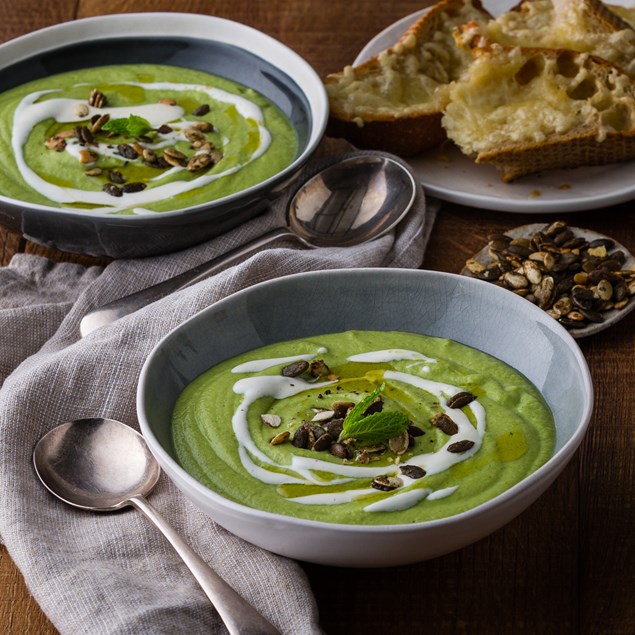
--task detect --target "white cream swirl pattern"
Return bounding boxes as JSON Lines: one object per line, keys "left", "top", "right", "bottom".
{"left": 12, "top": 81, "right": 272, "bottom": 214}
{"left": 231, "top": 349, "right": 487, "bottom": 513}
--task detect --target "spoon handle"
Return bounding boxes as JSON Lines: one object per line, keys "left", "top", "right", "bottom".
{"left": 129, "top": 495, "right": 281, "bottom": 635}
{"left": 79, "top": 227, "right": 296, "bottom": 337}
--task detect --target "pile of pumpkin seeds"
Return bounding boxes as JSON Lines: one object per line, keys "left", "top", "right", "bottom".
{"left": 464, "top": 221, "right": 635, "bottom": 330}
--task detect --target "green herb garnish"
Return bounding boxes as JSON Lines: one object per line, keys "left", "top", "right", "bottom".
{"left": 102, "top": 114, "right": 153, "bottom": 137}
{"left": 338, "top": 383, "right": 409, "bottom": 445}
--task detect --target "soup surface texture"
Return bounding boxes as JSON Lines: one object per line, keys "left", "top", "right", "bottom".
{"left": 0, "top": 64, "right": 297, "bottom": 214}
{"left": 172, "top": 330, "right": 555, "bottom": 525}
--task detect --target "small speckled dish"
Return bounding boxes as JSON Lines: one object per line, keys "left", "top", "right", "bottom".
{"left": 137, "top": 268, "right": 593, "bottom": 567}
{"left": 462, "top": 223, "right": 635, "bottom": 338}
{"left": 0, "top": 13, "right": 328, "bottom": 257}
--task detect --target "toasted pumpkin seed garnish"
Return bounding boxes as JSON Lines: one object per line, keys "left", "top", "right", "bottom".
{"left": 90, "top": 113, "right": 110, "bottom": 134}
{"left": 447, "top": 440, "right": 475, "bottom": 454}
{"left": 192, "top": 103, "right": 210, "bottom": 116}
{"left": 88, "top": 88, "right": 107, "bottom": 108}
{"left": 102, "top": 182, "right": 122, "bottom": 197}
{"left": 464, "top": 222, "right": 635, "bottom": 332}
{"left": 311, "top": 410, "right": 335, "bottom": 422}
{"left": 312, "top": 433, "right": 333, "bottom": 452}
{"left": 121, "top": 182, "right": 147, "bottom": 194}
{"left": 183, "top": 127, "right": 206, "bottom": 142}
{"left": 79, "top": 149, "right": 98, "bottom": 164}
{"left": 74, "top": 103, "right": 89, "bottom": 118}
{"left": 108, "top": 170, "right": 126, "bottom": 184}
{"left": 117, "top": 144, "right": 138, "bottom": 160}
{"left": 281, "top": 360, "right": 309, "bottom": 377}
{"left": 45, "top": 136, "right": 67, "bottom": 152}
{"left": 309, "top": 359, "right": 331, "bottom": 378}
{"left": 388, "top": 430, "right": 409, "bottom": 455}
{"left": 187, "top": 153, "right": 212, "bottom": 172}
{"left": 371, "top": 475, "right": 403, "bottom": 491}
{"left": 399, "top": 464, "right": 426, "bottom": 479}
{"left": 446, "top": 392, "right": 475, "bottom": 409}
{"left": 291, "top": 424, "right": 309, "bottom": 449}
{"left": 269, "top": 430, "right": 290, "bottom": 446}
{"left": 329, "top": 443, "right": 350, "bottom": 459}
{"left": 430, "top": 412, "right": 458, "bottom": 435}
{"left": 261, "top": 414, "right": 282, "bottom": 428}
{"left": 192, "top": 121, "right": 214, "bottom": 132}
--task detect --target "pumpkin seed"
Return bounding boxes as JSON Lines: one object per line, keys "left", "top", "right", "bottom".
{"left": 88, "top": 88, "right": 107, "bottom": 108}
{"left": 447, "top": 440, "right": 475, "bottom": 453}
{"left": 269, "top": 431, "right": 290, "bottom": 446}
{"left": 399, "top": 465, "right": 426, "bottom": 479}
{"left": 388, "top": 430, "right": 409, "bottom": 455}
{"left": 371, "top": 475, "right": 403, "bottom": 491}
{"left": 281, "top": 360, "right": 309, "bottom": 377}
{"left": 446, "top": 391, "right": 475, "bottom": 409}
{"left": 260, "top": 414, "right": 282, "bottom": 428}
{"left": 430, "top": 412, "right": 458, "bottom": 435}
{"left": 329, "top": 443, "right": 350, "bottom": 459}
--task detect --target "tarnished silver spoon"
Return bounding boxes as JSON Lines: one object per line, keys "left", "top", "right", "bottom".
{"left": 33, "top": 417, "right": 281, "bottom": 635}
{"left": 79, "top": 154, "right": 417, "bottom": 336}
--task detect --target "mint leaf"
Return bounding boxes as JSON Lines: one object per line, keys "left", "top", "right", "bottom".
{"left": 340, "top": 410, "right": 409, "bottom": 445}
{"left": 102, "top": 114, "right": 153, "bottom": 137}
{"left": 338, "top": 383, "right": 410, "bottom": 445}
{"left": 344, "top": 384, "right": 385, "bottom": 427}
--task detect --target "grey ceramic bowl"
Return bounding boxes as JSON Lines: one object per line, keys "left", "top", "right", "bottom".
{"left": 0, "top": 13, "right": 327, "bottom": 258}
{"left": 137, "top": 268, "right": 593, "bottom": 567}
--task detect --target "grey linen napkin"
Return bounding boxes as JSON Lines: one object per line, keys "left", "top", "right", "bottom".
{"left": 0, "top": 143, "right": 438, "bottom": 634}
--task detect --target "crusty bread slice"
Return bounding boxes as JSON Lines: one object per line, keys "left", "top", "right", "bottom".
{"left": 324, "top": 0, "right": 491, "bottom": 156}
{"left": 443, "top": 28, "right": 635, "bottom": 181}
{"left": 486, "top": 0, "right": 635, "bottom": 76}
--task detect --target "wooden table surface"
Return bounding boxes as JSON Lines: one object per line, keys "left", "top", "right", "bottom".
{"left": 1, "top": 1, "right": 634, "bottom": 633}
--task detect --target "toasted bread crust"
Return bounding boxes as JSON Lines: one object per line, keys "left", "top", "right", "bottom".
{"left": 324, "top": 0, "right": 491, "bottom": 154}
{"left": 562, "top": 0, "right": 632, "bottom": 33}
{"left": 325, "top": 113, "right": 445, "bottom": 157}
{"left": 478, "top": 128, "right": 635, "bottom": 181}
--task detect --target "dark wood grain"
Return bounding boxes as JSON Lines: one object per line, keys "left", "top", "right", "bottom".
{"left": 1, "top": 2, "right": 634, "bottom": 634}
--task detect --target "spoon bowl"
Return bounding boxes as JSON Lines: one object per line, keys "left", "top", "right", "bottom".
{"left": 33, "top": 417, "right": 281, "bottom": 635}
{"left": 79, "top": 154, "right": 417, "bottom": 337}
{"left": 33, "top": 417, "right": 160, "bottom": 511}
{"left": 288, "top": 155, "right": 416, "bottom": 248}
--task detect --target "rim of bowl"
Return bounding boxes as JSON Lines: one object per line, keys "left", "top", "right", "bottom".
{"left": 137, "top": 268, "right": 594, "bottom": 534}
{"left": 0, "top": 12, "right": 328, "bottom": 220}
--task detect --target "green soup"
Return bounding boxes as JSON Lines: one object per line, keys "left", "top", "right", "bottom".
{"left": 0, "top": 64, "right": 297, "bottom": 214}
{"left": 171, "top": 330, "right": 556, "bottom": 526}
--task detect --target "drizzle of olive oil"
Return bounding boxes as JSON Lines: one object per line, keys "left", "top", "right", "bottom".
{"left": 277, "top": 479, "right": 374, "bottom": 499}
{"left": 99, "top": 83, "right": 146, "bottom": 104}
{"left": 495, "top": 426, "right": 528, "bottom": 461}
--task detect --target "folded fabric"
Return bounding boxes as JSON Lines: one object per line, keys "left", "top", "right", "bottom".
{"left": 0, "top": 143, "right": 437, "bottom": 634}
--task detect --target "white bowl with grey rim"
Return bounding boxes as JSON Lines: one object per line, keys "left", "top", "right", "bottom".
{"left": 0, "top": 13, "right": 328, "bottom": 257}
{"left": 137, "top": 268, "right": 593, "bottom": 567}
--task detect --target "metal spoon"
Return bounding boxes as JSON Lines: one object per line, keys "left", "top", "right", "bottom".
{"left": 79, "top": 154, "right": 417, "bottom": 336}
{"left": 33, "top": 417, "right": 281, "bottom": 635}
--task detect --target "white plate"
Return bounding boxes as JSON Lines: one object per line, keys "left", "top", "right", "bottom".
{"left": 354, "top": 0, "right": 635, "bottom": 213}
